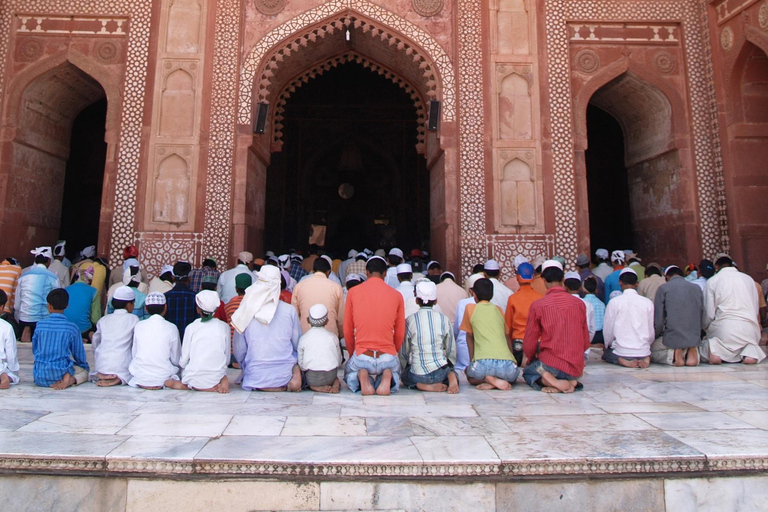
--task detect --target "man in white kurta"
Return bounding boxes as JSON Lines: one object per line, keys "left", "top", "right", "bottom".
{"left": 701, "top": 258, "right": 765, "bottom": 364}
{"left": 395, "top": 263, "right": 415, "bottom": 303}
{"left": 0, "top": 314, "right": 19, "bottom": 388}
{"left": 484, "top": 259, "right": 513, "bottom": 313}
{"left": 602, "top": 268, "right": 654, "bottom": 368}
{"left": 128, "top": 292, "right": 181, "bottom": 389}
{"left": 217, "top": 252, "right": 254, "bottom": 303}
{"left": 91, "top": 286, "right": 139, "bottom": 385}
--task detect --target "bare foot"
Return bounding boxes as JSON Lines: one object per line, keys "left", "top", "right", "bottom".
{"left": 484, "top": 375, "right": 512, "bottom": 390}
{"left": 310, "top": 385, "right": 333, "bottom": 393}
{"left": 376, "top": 369, "right": 392, "bottom": 396}
{"left": 138, "top": 385, "right": 163, "bottom": 390}
{"left": 673, "top": 349, "right": 685, "bottom": 367}
{"left": 744, "top": 357, "right": 758, "bottom": 365}
{"left": 0, "top": 372, "right": 10, "bottom": 389}
{"left": 540, "top": 371, "right": 573, "bottom": 393}
{"left": 359, "top": 369, "right": 375, "bottom": 396}
{"left": 97, "top": 377, "right": 121, "bottom": 387}
{"left": 618, "top": 357, "right": 639, "bottom": 368}
{"left": 686, "top": 347, "right": 699, "bottom": 366}
{"left": 475, "top": 382, "right": 495, "bottom": 390}
{"left": 637, "top": 357, "right": 651, "bottom": 369}
{"left": 708, "top": 354, "right": 722, "bottom": 365}
{"left": 541, "top": 386, "right": 561, "bottom": 393}
{"left": 330, "top": 378, "right": 340, "bottom": 394}
{"left": 416, "top": 382, "right": 448, "bottom": 392}
{"left": 287, "top": 365, "right": 302, "bottom": 392}
{"left": 164, "top": 379, "right": 189, "bottom": 390}
{"left": 51, "top": 372, "right": 76, "bottom": 390}
{"left": 256, "top": 387, "right": 288, "bottom": 392}
{"left": 215, "top": 376, "right": 230, "bottom": 393}
{"left": 447, "top": 372, "right": 459, "bottom": 394}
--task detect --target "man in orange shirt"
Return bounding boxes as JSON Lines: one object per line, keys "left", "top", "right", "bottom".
{"left": 504, "top": 262, "right": 542, "bottom": 365}
{"left": 343, "top": 256, "right": 405, "bottom": 395}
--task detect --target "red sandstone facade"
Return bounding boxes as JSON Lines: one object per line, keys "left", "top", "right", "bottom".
{"left": 0, "top": 0, "right": 763, "bottom": 279}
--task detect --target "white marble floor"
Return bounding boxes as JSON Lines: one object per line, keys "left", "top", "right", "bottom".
{"left": 2, "top": 344, "right": 767, "bottom": 476}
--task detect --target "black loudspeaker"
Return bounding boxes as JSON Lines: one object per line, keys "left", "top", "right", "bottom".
{"left": 428, "top": 100, "right": 440, "bottom": 131}
{"left": 253, "top": 102, "right": 269, "bottom": 134}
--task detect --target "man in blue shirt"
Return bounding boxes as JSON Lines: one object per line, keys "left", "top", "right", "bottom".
{"left": 165, "top": 261, "right": 198, "bottom": 340}
{"left": 32, "top": 289, "right": 89, "bottom": 389}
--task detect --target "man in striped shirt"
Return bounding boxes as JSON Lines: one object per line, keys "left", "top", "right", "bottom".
{"left": 401, "top": 281, "right": 458, "bottom": 393}
{"left": 32, "top": 289, "right": 89, "bottom": 389}
{"left": 523, "top": 259, "right": 591, "bottom": 393}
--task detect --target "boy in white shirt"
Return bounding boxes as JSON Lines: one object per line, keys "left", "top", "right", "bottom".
{"left": 128, "top": 292, "right": 181, "bottom": 389}
{"left": 91, "top": 286, "right": 139, "bottom": 386}
{"left": 0, "top": 290, "right": 19, "bottom": 388}
{"left": 166, "top": 290, "right": 230, "bottom": 393}
{"left": 297, "top": 304, "right": 342, "bottom": 393}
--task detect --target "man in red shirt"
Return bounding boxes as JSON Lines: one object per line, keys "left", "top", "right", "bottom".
{"left": 522, "top": 260, "right": 591, "bottom": 393}
{"left": 343, "top": 256, "right": 405, "bottom": 395}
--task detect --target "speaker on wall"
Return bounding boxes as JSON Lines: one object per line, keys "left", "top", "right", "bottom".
{"left": 428, "top": 100, "right": 440, "bottom": 132}
{"left": 253, "top": 102, "right": 269, "bottom": 134}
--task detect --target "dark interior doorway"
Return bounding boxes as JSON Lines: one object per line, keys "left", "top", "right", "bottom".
{"left": 585, "top": 104, "right": 633, "bottom": 253}
{"left": 59, "top": 98, "right": 108, "bottom": 258}
{"left": 264, "top": 61, "right": 428, "bottom": 256}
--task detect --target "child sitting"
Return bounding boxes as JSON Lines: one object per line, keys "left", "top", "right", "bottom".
{"left": 401, "top": 281, "right": 458, "bottom": 393}
{"left": 0, "top": 290, "right": 19, "bottom": 388}
{"left": 91, "top": 286, "right": 140, "bottom": 386}
{"left": 128, "top": 292, "right": 181, "bottom": 389}
{"left": 166, "top": 290, "right": 230, "bottom": 393}
{"left": 32, "top": 289, "right": 90, "bottom": 389}
{"left": 297, "top": 304, "right": 342, "bottom": 393}
{"left": 460, "top": 278, "right": 519, "bottom": 390}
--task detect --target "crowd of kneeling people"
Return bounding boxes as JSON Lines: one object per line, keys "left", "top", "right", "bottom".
{"left": 0, "top": 243, "right": 765, "bottom": 394}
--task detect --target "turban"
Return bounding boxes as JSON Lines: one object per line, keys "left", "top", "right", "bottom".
{"left": 30, "top": 246, "right": 53, "bottom": 260}
{"left": 123, "top": 245, "right": 139, "bottom": 259}
{"left": 80, "top": 245, "right": 96, "bottom": 259}
{"left": 231, "top": 265, "right": 282, "bottom": 332}
{"left": 53, "top": 241, "right": 66, "bottom": 257}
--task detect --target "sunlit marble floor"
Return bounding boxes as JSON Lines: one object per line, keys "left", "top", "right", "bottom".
{"left": 2, "top": 343, "right": 767, "bottom": 476}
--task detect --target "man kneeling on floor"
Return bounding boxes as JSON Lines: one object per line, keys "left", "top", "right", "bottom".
{"left": 32, "top": 289, "right": 90, "bottom": 389}
{"left": 91, "top": 286, "right": 139, "bottom": 386}
{"left": 401, "top": 281, "right": 459, "bottom": 393}
{"left": 166, "top": 290, "right": 230, "bottom": 393}
{"left": 522, "top": 259, "right": 591, "bottom": 393}
{"left": 602, "top": 268, "right": 654, "bottom": 369}
{"left": 297, "top": 304, "right": 342, "bottom": 393}
{"left": 128, "top": 292, "right": 181, "bottom": 389}
{"left": 460, "top": 278, "right": 519, "bottom": 390}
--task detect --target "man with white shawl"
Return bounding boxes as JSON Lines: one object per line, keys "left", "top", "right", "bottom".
{"left": 232, "top": 265, "right": 302, "bottom": 391}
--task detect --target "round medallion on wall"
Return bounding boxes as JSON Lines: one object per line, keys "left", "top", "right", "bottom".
{"left": 759, "top": 1, "right": 768, "bottom": 31}
{"left": 574, "top": 49, "right": 600, "bottom": 74}
{"left": 412, "top": 0, "right": 444, "bottom": 18}
{"left": 255, "top": 0, "right": 286, "bottom": 16}
{"left": 654, "top": 51, "right": 676, "bottom": 74}
{"left": 96, "top": 42, "right": 118, "bottom": 63}
{"left": 19, "top": 39, "right": 44, "bottom": 61}
{"left": 721, "top": 26, "right": 734, "bottom": 52}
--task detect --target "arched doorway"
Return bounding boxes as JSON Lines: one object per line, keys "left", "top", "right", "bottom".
{"left": 0, "top": 61, "right": 108, "bottom": 264}
{"left": 264, "top": 61, "right": 428, "bottom": 255}
{"left": 582, "top": 72, "right": 694, "bottom": 264}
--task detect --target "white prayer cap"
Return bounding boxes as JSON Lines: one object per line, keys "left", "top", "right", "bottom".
{"left": 123, "top": 257, "right": 140, "bottom": 271}
{"left": 624, "top": 249, "right": 635, "bottom": 258}
{"left": 277, "top": 254, "right": 291, "bottom": 270}
{"left": 532, "top": 255, "right": 547, "bottom": 269}
{"left": 415, "top": 280, "right": 437, "bottom": 301}
{"left": 113, "top": 286, "right": 135, "bottom": 301}
{"left": 513, "top": 255, "right": 528, "bottom": 270}
{"left": 440, "top": 271, "right": 455, "bottom": 281}
{"left": 265, "top": 251, "right": 275, "bottom": 258}
{"left": 389, "top": 248, "right": 404, "bottom": 259}
{"left": 363, "top": 248, "right": 373, "bottom": 256}
{"left": 145, "top": 292, "right": 166, "bottom": 306}
{"left": 396, "top": 263, "right": 413, "bottom": 274}
{"left": 80, "top": 245, "right": 96, "bottom": 259}
{"left": 346, "top": 272, "right": 365, "bottom": 283}
{"left": 321, "top": 255, "right": 333, "bottom": 266}
{"left": 664, "top": 264, "right": 680, "bottom": 276}
{"left": 309, "top": 304, "right": 328, "bottom": 321}
{"left": 53, "top": 240, "right": 66, "bottom": 257}
{"left": 619, "top": 267, "right": 637, "bottom": 277}
{"left": 541, "top": 259, "right": 563, "bottom": 272}
{"left": 367, "top": 255, "right": 387, "bottom": 266}
{"left": 195, "top": 290, "right": 220, "bottom": 313}
{"left": 160, "top": 264, "right": 175, "bottom": 276}
{"left": 564, "top": 271, "right": 581, "bottom": 282}
{"left": 30, "top": 246, "right": 53, "bottom": 260}
{"left": 257, "top": 264, "right": 282, "bottom": 284}
{"left": 609, "top": 290, "right": 623, "bottom": 300}
{"left": 466, "top": 272, "right": 483, "bottom": 290}
{"left": 611, "top": 250, "right": 625, "bottom": 264}
{"left": 374, "top": 249, "right": 386, "bottom": 258}
{"left": 484, "top": 259, "right": 500, "bottom": 271}
{"left": 238, "top": 251, "right": 254, "bottom": 264}
{"left": 595, "top": 248, "right": 609, "bottom": 260}
{"left": 347, "top": 249, "right": 358, "bottom": 258}
{"left": 427, "top": 260, "right": 441, "bottom": 270}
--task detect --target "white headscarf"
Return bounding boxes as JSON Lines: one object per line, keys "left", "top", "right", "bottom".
{"left": 231, "top": 265, "right": 282, "bottom": 333}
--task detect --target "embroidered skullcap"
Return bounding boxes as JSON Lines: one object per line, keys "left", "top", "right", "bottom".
{"left": 541, "top": 259, "right": 563, "bottom": 272}
{"left": 308, "top": 304, "right": 329, "bottom": 327}
{"left": 145, "top": 292, "right": 166, "bottom": 306}
{"left": 31, "top": 246, "right": 53, "bottom": 260}
{"left": 238, "top": 251, "right": 254, "bottom": 264}
{"left": 80, "top": 245, "right": 96, "bottom": 259}
{"left": 517, "top": 262, "right": 534, "bottom": 282}
{"left": 396, "top": 263, "right": 413, "bottom": 275}
{"left": 113, "top": 286, "right": 135, "bottom": 301}
{"left": 620, "top": 267, "right": 637, "bottom": 277}
{"left": 195, "top": 290, "right": 220, "bottom": 314}
{"left": 202, "top": 274, "right": 218, "bottom": 284}
{"left": 576, "top": 254, "right": 590, "bottom": 266}
{"left": 564, "top": 271, "right": 581, "bottom": 282}
{"left": 513, "top": 255, "right": 528, "bottom": 270}
{"left": 235, "top": 273, "right": 253, "bottom": 289}
{"left": 415, "top": 280, "right": 437, "bottom": 301}
{"left": 388, "top": 247, "right": 404, "bottom": 259}
{"left": 53, "top": 240, "right": 66, "bottom": 257}
{"left": 348, "top": 249, "right": 358, "bottom": 258}
{"left": 484, "top": 259, "right": 500, "bottom": 271}
{"left": 595, "top": 248, "right": 609, "bottom": 260}
{"left": 160, "top": 264, "right": 175, "bottom": 276}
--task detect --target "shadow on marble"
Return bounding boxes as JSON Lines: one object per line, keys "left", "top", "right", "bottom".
{"left": 118, "top": 413, "right": 233, "bottom": 437}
